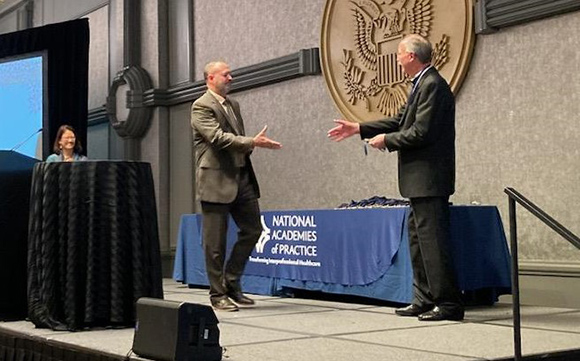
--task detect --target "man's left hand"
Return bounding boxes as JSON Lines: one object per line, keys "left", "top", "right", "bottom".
{"left": 367, "top": 134, "right": 386, "bottom": 151}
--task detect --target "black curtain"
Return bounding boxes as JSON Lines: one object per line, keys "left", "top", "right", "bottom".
{"left": 0, "top": 19, "right": 89, "bottom": 321}
{"left": 0, "top": 18, "right": 90, "bottom": 158}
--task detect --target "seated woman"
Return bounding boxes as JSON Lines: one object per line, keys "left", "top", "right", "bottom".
{"left": 46, "top": 125, "right": 88, "bottom": 162}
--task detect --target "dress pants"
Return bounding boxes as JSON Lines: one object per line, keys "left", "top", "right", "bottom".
{"left": 200, "top": 168, "right": 262, "bottom": 302}
{"left": 408, "top": 196, "right": 462, "bottom": 311}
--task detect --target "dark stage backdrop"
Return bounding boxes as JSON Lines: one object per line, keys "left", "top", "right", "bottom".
{"left": 0, "top": 19, "right": 89, "bottom": 321}
{"left": 0, "top": 18, "right": 89, "bottom": 158}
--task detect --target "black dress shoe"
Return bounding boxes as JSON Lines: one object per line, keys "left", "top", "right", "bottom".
{"left": 227, "top": 291, "right": 255, "bottom": 306}
{"left": 418, "top": 306, "right": 464, "bottom": 321}
{"left": 211, "top": 297, "right": 239, "bottom": 312}
{"left": 395, "top": 304, "right": 432, "bottom": 317}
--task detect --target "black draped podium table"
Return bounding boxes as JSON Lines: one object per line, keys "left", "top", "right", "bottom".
{"left": 0, "top": 151, "right": 39, "bottom": 320}
{"left": 27, "top": 161, "right": 163, "bottom": 331}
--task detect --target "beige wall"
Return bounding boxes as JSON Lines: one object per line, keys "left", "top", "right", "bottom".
{"left": 456, "top": 12, "right": 580, "bottom": 262}
{"left": 193, "top": 1, "right": 323, "bottom": 75}
{"left": 86, "top": 5, "right": 108, "bottom": 110}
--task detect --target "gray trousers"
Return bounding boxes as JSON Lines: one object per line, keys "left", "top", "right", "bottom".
{"left": 200, "top": 168, "right": 262, "bottom": 301}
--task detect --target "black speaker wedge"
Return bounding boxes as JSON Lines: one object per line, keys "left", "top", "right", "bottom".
{"left": 133, "top": 297, "right": 222, "bottom": 361}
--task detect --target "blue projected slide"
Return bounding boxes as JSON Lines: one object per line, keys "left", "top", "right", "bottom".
{"left": 0, "top": 54, "right": 44, "bottom": 159}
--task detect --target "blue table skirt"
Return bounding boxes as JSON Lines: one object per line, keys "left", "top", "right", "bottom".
{"left": 173, "top": 206, "right": 511, "bottom": 304}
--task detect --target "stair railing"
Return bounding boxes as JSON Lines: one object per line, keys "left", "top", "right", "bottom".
{"left": 504, "top": 187, "right": 580, "bottom": 360}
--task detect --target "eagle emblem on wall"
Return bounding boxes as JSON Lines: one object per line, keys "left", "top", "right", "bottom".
{"left": 341, "top": 0, "right": 450, "bottom": 117}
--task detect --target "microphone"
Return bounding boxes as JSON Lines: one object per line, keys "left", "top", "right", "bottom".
{"left": 11, "top": 128, "right": 43, "bottom": 152}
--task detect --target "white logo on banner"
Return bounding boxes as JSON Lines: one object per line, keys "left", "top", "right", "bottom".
{"left": 251, "top": 214, "right": 321, "bottom": 267}
{"left": 255, "top": 215, "right": 271, "bottom": 254}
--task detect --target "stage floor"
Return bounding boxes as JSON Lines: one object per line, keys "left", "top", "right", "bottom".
{"left": 2, "top": 279, "right": 580, "bottom": 360}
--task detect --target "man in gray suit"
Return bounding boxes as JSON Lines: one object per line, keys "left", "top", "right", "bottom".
{"left": 191, "top": 61, "right": 281, "bottom": 311}
{"left": 327, "top": 34, "right": 463, "bottom": 321}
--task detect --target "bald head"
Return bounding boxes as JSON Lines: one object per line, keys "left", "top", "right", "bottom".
{"left": 204, "top": 61, "right": 228, "bottom": 81}
{"left": 204, "top": 61, "right": 232, "bottom": 97}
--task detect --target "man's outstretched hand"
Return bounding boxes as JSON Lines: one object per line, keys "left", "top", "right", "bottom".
{"left": 327, "top": 119, "right": 360, "bottom": 142}
{"left": 253, "top": 125, "right": 282, "bottom": 149}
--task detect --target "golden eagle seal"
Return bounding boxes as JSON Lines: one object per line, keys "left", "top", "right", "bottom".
{"left": 321, "top": 0, "right": 474, "bottom": 122}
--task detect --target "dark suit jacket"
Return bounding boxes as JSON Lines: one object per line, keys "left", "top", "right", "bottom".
{"left": 191, "top": 91, "right": 260, "bottom": 203}
{"left": 360, "top": 67, "right": 455, "bottom": 198}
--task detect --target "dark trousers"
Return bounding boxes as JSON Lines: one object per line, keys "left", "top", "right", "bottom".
{"left": 200, "top": 170, "right": 262, "bottom": 302}
{"left": 408, "top": 197, "right": 462, "bottom": 311}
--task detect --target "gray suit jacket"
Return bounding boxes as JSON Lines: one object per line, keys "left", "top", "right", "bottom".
{"left": 191, "top": 91, "right": 260, "bottom": 203}
{"left": 360, "top": 67, "right": 455, "bottom": 198}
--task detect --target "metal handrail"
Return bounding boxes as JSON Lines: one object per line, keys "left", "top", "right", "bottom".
{"left": 505, "top": 188, "right": 580, "bottom": 248}
{"left": 504, "top": 187, "right": 580, "bottom": 360}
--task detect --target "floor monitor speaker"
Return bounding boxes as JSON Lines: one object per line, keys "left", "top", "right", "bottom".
{"left": 132, "top": 297, "right": 222, "bottom": 361}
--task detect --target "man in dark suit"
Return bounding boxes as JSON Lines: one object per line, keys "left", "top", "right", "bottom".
{"left": 191, "top": 61, "right": 282, "bottom": 311}
{"left": 327, "top": 34, "right": 463, "bottom": 321}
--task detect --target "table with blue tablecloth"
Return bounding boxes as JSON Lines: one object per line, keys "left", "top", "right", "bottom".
{"left": 173, "top": 206, "right": 511, "bottom": 304}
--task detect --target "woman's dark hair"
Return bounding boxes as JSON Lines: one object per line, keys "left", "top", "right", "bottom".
{"left": 52, "top": 125, "right": 83, "bottom": 154}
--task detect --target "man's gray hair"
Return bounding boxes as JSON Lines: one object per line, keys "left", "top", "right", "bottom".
{"left": 401, "top": 34, "right": 432, "bottom": 64}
